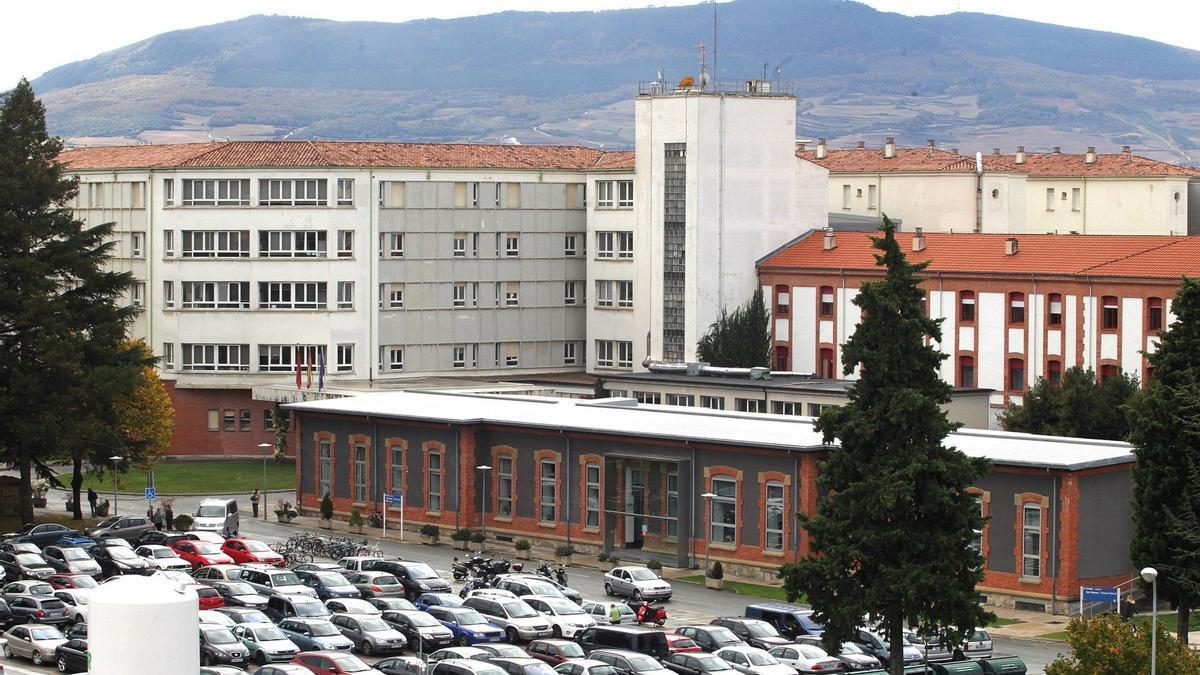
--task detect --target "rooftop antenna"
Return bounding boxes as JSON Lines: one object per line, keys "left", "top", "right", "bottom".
{"left": 697, "top": 43, "right": 709, "bottom": 90}
{"left": 773, "top": 55, "right": 794, "bottom": 91}
{"left": 712, "top": 1, "right": 718, "bottom": 84}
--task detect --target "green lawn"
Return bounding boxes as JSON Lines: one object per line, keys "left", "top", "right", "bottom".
{"left": 1132, "top": 611, "right": 1200, "bottom": 634}
{"left": 78, "top": 460, "right": 295, "bottom": 495}
{"left": 678, "top": 575, "right": 803, "bottom": 603}
{"left": 1039, "top": 630, "right": 1070, "bottom": 641}
{"left": 988, "top": 617, "right": 1024, "bottom": 627}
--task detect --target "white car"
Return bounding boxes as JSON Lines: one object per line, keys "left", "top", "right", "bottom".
{"left": 581, "top": 600, "right": 636, "bottom": 625}
{"left": 766, "top": 643, "right": 845, "bottom": 674}
{"left": 556, "top": 658, "right": 619, "bottom": 675}
{"left": 603, "top": 566, "right": 673, "bottom": 601}
{"left": 52, "top": 589, "right": 90, "bottom": 623}
{"left": 523, "top": 594, "right": 597, "bottom": 638}
{"left": 464, "top": 588, "right": 518, "bottom": 601}
{"left": 199, "top": 609, "right": 238, "bottom": 627}
{"left": 714, "top": 646, "right": 797, "bottom": 675}
{"left": 325, "top": 597, "right": 384, "bottom": 616}
{"left": 134, "top": 545, "right": 192, "bottom": 571}
{"left": 188, "top": 531, "right": 228, "bottom": 546}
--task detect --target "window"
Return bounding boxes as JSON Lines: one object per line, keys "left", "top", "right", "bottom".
{"left": 131, "top": 282, "right": 144, "bottom": 308}
{"left": 665, "top": 472, "right": 679, "bottom": 538}
{"left": 1008, "top": 358, "right": 1025, "bottom": 392}
{"left": 1045, "top": 187, "right": 1055, "bottom": 212}
{"left": 958, "top": 290, "right": 976, "bottom": 322}
{"left": 1100, "top": 364, "right": 1120, "bottom": 382}
{"left": 337, "top": 178, "right": 354, "bottom": 206}
{"left": 959, "top": 356, "right": 975, "bottom": 388}
{"left": 564, "top": 282, "right": 578, "bottom": 306}
{"left": 497, "top": 456, "right": 514, "bottom": 518}
{"left": 1009, "top": 292, "right": 1025, "bottom": 324}
{"left": 390, "top": 445, "right": 404, "bottom": 495}
{"left": 260, "top": 230, "right": 326, "bottom": 258}
{"left": 735, "top": 398, "right": 763, "bottom": 413}
{"left": 700, "top": 396, "right": 725, "bottom": 410}
{"left": 386, "top": 347, "right": 404, "bottom": 372}
{"left": 258, "top": 282, "right": 327, "bottom": 309}
{"left": 385, "top": 233, "right": 404, "bottom": 258}
{"left": 616, "top": 281, "right": 633, "bottom": 308}
{"left": 259, "top": 179, "right": 328, "bottom": 206}
{"left": 453, "top": 283, "right": 466, "bottom": 308}
{"left": 353, "top": 443, "right": 367, "bottom": 502}
{"left": 258, "top": 345, "right": 324, "bottom": 373}
{"left": 1071, "top": 187, "right": 1081, "bottom": 212}
{"left": 867, "top": 184, "right": 877, "bottom": 210}
{"left": 239, "top": 409, "right": 252, "bottom": 432}
{"left": 427, "top": 451, "right": 442, "bottom": 512}
{"left": 162, "top": 343, "right": 174, "bottom": 370}
{"left": 774, "top": 345, "right": 789, "bottom": 371}
{"left": 163, "top": 179, "right": 174, "bottom": 206}
{"left": 130, "top": 232, "right": 144, "bottom": 258}
{"left": 1022, "top": 504, "right": 1041, "bottom": 578}
{"left": 181, "top": 179, "right": 250, "bottom": 206}
{"left": 819, "top": 286, "right": 834, "bottom": 317}
{"left": 502, "top": 343, "right": 520, "bottom": 367}
{"left": 453, "top": 234, "right": 466, "bottom": 257}
{"left": 1148, "top": 297, "right": 1164, "bottom": 332}
{"left": 452, "top": 346, "right": 466, "bottom": 368}
{"left": 665, "top": 393, "right": 694, "bottom": 407}
{"left": 841, "top": 184, "right": 851, "bottom": 209}
{"left": 710, "top": 477, "right": 737, "bottom": 544}
{"left": 319, "top": 440, "right": 332, "bottom": 498}
{"left": 564, "top": 234, "right": 578, "bottom": 256}
{"left": 771, "top": 401, "right": 799, "bottom": 415}
{"left": 1048, "top": 294, "right": 1063, "bottom": 326}
{"left": 182, "top": 230, "right": 250, "bottom": 257}
{"left": 807, "top": 403, "right": 827, "bottom": 416}
{"left": 819, "top": 348, "right": 835, "bottom": 380}
{"left": 634, "top": 391, "right": 661, "bottom": 404}
{"left": 585, "top": 464, "right": 601, "bottom": 529}
{"left": 596, "top": 181, "right": 614, "bottom": 208}
{"left": 765, "top": 482, "right": 784, "bottom": 551}
{"left": 337, "top": 344, "right": 354, "bottom": 372}
{"left": 539, "top": 460, "right": 557, "bottom": 523}
{"left": 181, "top": 282, "right": 249, "bottom": 309}
{"left": 1102, "top": 296, "right": 1119, "bottom": 330}
{"left": 383, "top": 283, "right": 404, "bottom": 309}
{"left": 163, "top": 230, "right": 174, "bottom": 257}
{"left": 617, "top": 232, "right": 633, "bottom": 258}
{"left": 970, "top": 496, "right": 984, "bottom": 556}
{"left": 775, "top": 285, "right": 790, "bottom": 315}
{"left": 207, "top": 409, "right": 219, "bottom": 432}
{"left": 336, "top": 281, "right": 354, "bottom": 309}
{"left": 617, "top": 180, "right": 633, "bottom": 207}
{"left": 563, "top": 342, "right": 577, "bottom": 365}
{"left": 336, "top": 230, "right": 353, "bottom": 257}
{"left": 504, "top": 234, "right": 520, "bottom": 257}
{"left": 596, "top": 281, "right": 614, "bottom": 307}
{"left": 1047, "top": 359, "right": 1062, "bottom": 385}
{"left": 182, "top": 344, "right": 250, "bottom": 371}
{"left": 222, "top": 409, "right": 236, "bottom": 432}
{"left": 263, "top": 410, "right": 274, "bottom": 432}
{"left": 504, "top": 282, "right": 519, "bottom": 307}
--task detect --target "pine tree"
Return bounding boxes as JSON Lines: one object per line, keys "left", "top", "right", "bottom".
{"left": 696, "top": 287, "right": 771, "bottom": 368}
{"left": 1129, "top": 277, "right": 1200, "bottom": 641}
{"left": 780, "top": 217, "right": 992, "bottom": 674}
{"left": 999, "top": 366, "right": 1138, "bottom": 440}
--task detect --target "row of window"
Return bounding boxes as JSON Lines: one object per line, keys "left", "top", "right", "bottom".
{"left": 162, "top": 281, "right": 354, "bottom": 310}
{"left": 957, "top": 354, "right": 1128, "bottom": 392}
{"left": 164, "top": 178, "right": 354, "bottom": 208}
{"left": 383, "top": 231, "right": 633, "bottom": 261}
{"left": 619, "top": 390, "right": 828, "bottom": 417}
{"left": 376, "top": 280, "right": 627, "bottom": 310}
{"left": 383, "top": 181, "right": 586, "bottom": 210}
{"left": 205, "top": 408, "right": 278, "bottom": 433}
{"left": 840, "top": 183, "right": 878, "bottom": 211}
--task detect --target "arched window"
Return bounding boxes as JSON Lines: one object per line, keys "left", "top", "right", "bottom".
{"left": 960, "top": 291, "right": 976, "bottom": 323}
{"left": 959, "top": 356, "right": 975, "bottom": 388}
{"left": 1147, "top": 298, "right": 1163, "bottom": 332}
{"left": 1008, "top": 292, "right": 1026, "bottom": 325}
{"left": 1047, "top": 360, "right": 1062, "bottom": 385}
{"left": 819, "top": 348, "right": 836, "bottom": 380}
{"left": 819, "top": 286, "right": 834, "bottom": 317}
{"left": 774, "top": 346, "right": 789, "bottom": 372}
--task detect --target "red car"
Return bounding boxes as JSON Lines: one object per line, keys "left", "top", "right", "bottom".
{"left": 172, "top": 539, "right": 235, "bottom": 569}
{"left": 292, "top": 650, "right": 379, "bottom": 674}
{"left": 665, "top": 633, "right": 703, "bottom": 654}
{"left": 190, "top": 584, "right": 225, "bottom": 609}
{"left": 47, "top": 573, "right": 100, "bottom": 590}
{"left": 221, "top": 538, "right": 285, "bottom": 567}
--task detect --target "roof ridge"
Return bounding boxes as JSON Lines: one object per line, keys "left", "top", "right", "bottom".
{"left": 178, "top": 141, "right": 235, "bottom": 166}
{"left": 1077, "top": 236, "right": 1189, "bottom": 274}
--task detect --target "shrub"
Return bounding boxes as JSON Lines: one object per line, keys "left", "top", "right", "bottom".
{"left": 173, "top": 514, "right": 193, "bottom": 531}
{"left": 597, "top": 553, "right": 609, "bottom": 562}
{"left": 320, "top": 493, "right": 334, "bottom": 520}
{"left": 609, "top": 555, "right": 620, "bottom": 566}
{"left": 514, "top": 539, "right": 532, "bottom": 551}
{"left": 348, "top": 508, "right": 365, "bottom": 528}
{"left": 555, "top": 544, "right": 575, "bottom": 558}
{"left": 708, "top": 561, "right": 724, "bottom": 580}
{"left": 1046, "top": 613, "right": 1200, "bottom": 674}
{"left": 275, "top": 501, "right": 297, "bottom": 517}
{"left": 420, "top": 524, "right": 440, "bottom": 538}
{"left": 647, "top": 559, "right": 662, "bottom": 571}
{"left": 470, "top": 531, "right": 486, "bottom": 544}
{"left": 451, "top": 528, "right": 473, "bottom": 542}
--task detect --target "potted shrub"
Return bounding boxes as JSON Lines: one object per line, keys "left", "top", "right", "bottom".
{"left": 173, "top": 514, "right": 193, "bottom": 531}
{"left": 554, "top": 544, "right": 575, "bottom": 564}
{"left": 319, "top": 493, "right": 334, "bottom": 530}
{"left": 65, "top": 497, "right": 76, "bottom": 513}
{"left": 275, "top": 500, "right": 297, "bottom": 524}
{"left": 706, "top": 560, "right": 725, "bottom": 590}
{"left": 514, "top": 539, "right": 532, "bottom": 560}
{"left": 94, "top": 499, "right": 110, "bottom": 517}
{"left": 450, "top": 528, "right": 473, "bottom": 551}
{"left": 470, "top": 530, "right": 486, "bottom": 550}
{"left": 647, "top": 559, "right": 663, "bottom": 572}
{"left": 31, "top": 480, "right": 49, "bottom": 508}
{"left": 597, "top": 552, "right": 610, "bottom": 571}
{"left": 348, "top": 508, "right": 365, "bottom": 534}
{"left": 420, "top": 524, "right": 440, "bottom": 545}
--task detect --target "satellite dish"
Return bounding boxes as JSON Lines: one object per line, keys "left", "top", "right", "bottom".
{"left": 656, "top": 69, "right": 664, "bottom": 82}
{"left": 700, "top": 72, "right": 710, "bottom": 87}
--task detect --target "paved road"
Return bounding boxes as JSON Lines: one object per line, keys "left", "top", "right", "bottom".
{"left": 0, "top": 493, "right": 1069, "bottom": 674}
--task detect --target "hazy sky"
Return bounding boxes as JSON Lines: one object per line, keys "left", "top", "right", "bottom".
{"left": 3, "top": 1, "right": 1198, "bottom": 89}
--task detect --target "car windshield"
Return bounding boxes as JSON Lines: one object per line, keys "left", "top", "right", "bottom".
{"left": 333, "top": 655, "right": 374, "bottom": 672}
{"left": 194, "top": 543, "right": 223, "bottom": 555}
{"left": 310, "top": 623, "right": 341, "bottom": 637}
{"left": 797, "top": 645, "right": 827, "bottom": 659}
{"left": 839, "top": 642, "right": 864, "bottom": 655}
{"left": 797, "top": 615, "right": 824, "bottom": 634}
{"left": 628, "top": 656, "right": 661, "bottom": 672}
{"left": 628, "top": 569, "right": 659, "bottom": 581}
{"left": 557, "top": 643, "right": 585, "bottom": 658}
{"left": 295, "top": 602, "right": 329, "bottom": 617}
{"left": 29, "top": 627, "right": 64, "bottom": 640}
{"left": 197, "top": 506, "right": 226, "bottom": 518}
{"left": 69, "top": 577, "right": 98, "bottom": 589}
{"left": 255, "top": 626, "right": 287, "bottom": 641}
{"left": 152, "top": 549, "right": 176, "bottom": 559}
{"left": 271, "top": 572, "right": 301, "bottom": 586}
{"left": 745, "top": 624, "right": 777, "bottom": 638}
{"left": 29, "top": 583, "right": 53, "bottom": 595}
{"left": 697, "top": 656, "right": 733, "bottom": 671}
{"left": 543, "top": 598, "right": 584, "bottom": 615}
{"left": 406, "top": 563, "right": 439, "bottom": 579}
{"left": 245, "top": 541, "right": 271, "bottom": 553}
{"left": 373, "top": 575, "right": 401, "bottom": 585}
{"left": 61, "top": 549, "right": 90, "bottom": 561}
{"left": 225, "top": 583, "right": 256, "bottom": 596}
{"left": 708, "top": 627, "right": 738, "bottom": 643}
{"left": 317, "top": 573, "right": 352, "bottom": 587}
{"left": 94, "top": 517, "right": 120, "bottom": 528}
{"left": 526, "top": 581, "right": 562, "bottom": 595}
{"left": 502, "top": 601, "right": 537, "bottom": 618}
{"left": 233, "top": 610, "right": 271, "bottom": 624}
{"left": 205, "top": 628, "right": 238, "bottom": 645}
{"left": 457, "top": 609, "right": 489, "bottom": 626}
{"left": 745, "top": 652, "right": 778, "bottom": 666}
{"left": 525, "top": 663, "right": 558, "bottom": 675}
{"left": 110, "top": 548, "right": 138, "bottom": 560}
{"left": 66, "top": 594, "right": 88, "bottom": 605}
{"left": 359, "top": 618, "right": 391, "bottom": 631}
{"left": 16, "top": 554, "right": 45, "bottom": 565}
{"left": 407, "top": 613, "right": 442, "bottom": 627}
{"left": 586, "top": 667, "right": 617, "bottom": 675}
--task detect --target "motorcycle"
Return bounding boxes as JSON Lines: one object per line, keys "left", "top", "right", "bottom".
{"left": 536, "top": 561, "right": 569, "bottom": 586}
{"left": 629, "top": 600, "right": 667, "bottom": 626}
{"left": 452, "top": 555, "right": 490, "bottom": 581}
{"left": 459, "top": 574, "right": 490, "bottom": 598}
{"left": 366, "top": 510, "right": 383, "bottom": 528}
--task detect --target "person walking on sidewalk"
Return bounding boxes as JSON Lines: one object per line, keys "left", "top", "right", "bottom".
{"left": 87, "top": 488, "right": 98, "bottom": 517}
{"left": 151, "top": 507, "right": 163, "bottom": 531}
{"left": 164, "top": 502, "right": 174, "bottom": 530}
{"left": 1120, "top": 595, "right": 1136, "bottom": 621}
{"left": 251, "top": 489, "right": 261, "bottom": 518}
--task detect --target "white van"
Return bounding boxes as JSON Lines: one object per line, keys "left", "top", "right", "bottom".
{"left": 194, "top": 498, "right": 240, "bottom": 537}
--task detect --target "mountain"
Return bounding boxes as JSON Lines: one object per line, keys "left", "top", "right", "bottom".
{"left": 31, "top": 0, "right": 1200, "bottom": 162}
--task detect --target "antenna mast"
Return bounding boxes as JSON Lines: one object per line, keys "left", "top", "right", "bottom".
{"left": 697, "top": 43, "right": 708, "bottom": 91}
{"left": 712, "top": 1, "right": 718, "bottom": 85}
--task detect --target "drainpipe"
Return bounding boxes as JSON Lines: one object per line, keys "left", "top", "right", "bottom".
{"left": 1051, "top": 472, "right": 1059, "bottom": 613}
{"left": 688, "top": 441, "right": 697, "bottom": 568}
{"left": 562, "top": 429, "right": 572, "bottom": 548}
{"left": 369, "top": 169, "right": 376, "bottom": 387}
{"left": 147, "top": 170, "right": 155, "bottom": 349}
{"left": 451, "top": 424, "right": 460, "bottom": 530}
{"left": 372, "top": 419, "right": 381, "bottom": 510}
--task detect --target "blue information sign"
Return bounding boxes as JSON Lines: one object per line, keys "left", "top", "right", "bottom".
{"left": 1082, "top": 586, "right": 1118, "bottom": 602}
{"left": 384, "top": 493, "right": 402, "bottom": 505}
{"left": 145, "top": 487, "right": 157, "bottom": 500}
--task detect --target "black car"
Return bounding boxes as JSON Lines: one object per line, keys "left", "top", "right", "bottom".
{"left": 663, "top": 652, "right": 739, "bottom": 675}
{"left": 135, "top": 530, "right": 192, "bottom": 547}
{"left": 673, "top": 626, "right": 744, "bottom": 653}
{"left": 55, "top": 638, "right": 88, "bottom": 672}
{"left": 209, "top": 580, "right": 269, "bottom": 608}
{"left": 0, "top": 550, "right": 55, "bottom": 580}
{"left": 296, "top": 569, "right": 362, "bottom": 600}
{"left": 41, "top": 545, "right": 103, "bottom": 578}
{"left": 4, "top": 523, "right": 77, "bottom": 548}
{"left": 200, "top": 624, "right": 250, "bottom": 668}
{"left": 369, "top": 560, "right": 451, "bottom": 599}
{"left": 90, "top": 543, "right": 154, "bottom": 577}
{"left": 708, "top": 618, "right": 789, "bottom": 650}
{"left": 0, "top": 598, "right": 12, "bottom": 628}
{"left": 381, "top": 609, "right": 455, "bottom": 652}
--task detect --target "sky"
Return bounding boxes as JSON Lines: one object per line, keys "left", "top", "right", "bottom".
{"left": 3, "top": 0, "right": 1199, "bottom": 89}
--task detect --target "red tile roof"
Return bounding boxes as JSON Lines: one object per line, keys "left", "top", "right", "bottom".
{"left": 759, "top": 230, "right": 1200, "bottom": 279}
{"left": 982, "top": 151, "right": 1200, "bottom": 177}
{"left": 58, "top": 141, "right": 636, "bottom": 172}
{"left": 797, "top": 146, "right": 977, "bottom": 173}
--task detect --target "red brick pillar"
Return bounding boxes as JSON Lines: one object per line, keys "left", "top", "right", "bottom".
{"left": 1057, "top": 474, "right": 1080, "bottom": 603}
{"left": 797, "top": 453, "right": 821, "bottom": 557}
{"left": 458, "top": 428, "right": 479, "bottom": 527}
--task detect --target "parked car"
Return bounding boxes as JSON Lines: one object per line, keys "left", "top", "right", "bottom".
{"left": 848, "top": 628, "right": 922, "bottom": 667}
{"left": 674, "top": 626, "right": 745, "bottom": 653}
{"left": 193, "top": 584, "right": 227, "bottom": 609}
{"left": 194, "top": 564, "right": 248, "bottom": 583}
{"left": 136, "top": 530, "right": 195, "bottom": 548}
{"left": 295, "top": 562, "right": 349, "bottom": 576}
{"left": 427, "top": 646, "right": 493, "bottom": 664}
{"left": 336, "top": 556, "right": 388, "bottom": 574}
{"left": 90, "top": 544, "right": 154, "bottom": 577}
{"left": 367, "top": 597, "right": 418, "bottom": 612}
{"left": 580, "top": 601, "right": 636, "bottom": 626}
{"left": 791, "top": 637, "right": 882, "bottom": 671}
{"left": 429, "top": 605, "right": 507, "bottom": 646}
{"left": 348, "top": 571, "right": 406, "bottom": 599}
{"left": 277, "top": 617, "right": 355, "bottom": 652}
{"left": 526, "top": 638, "right": 585, "bottom": 665}
{"left": 963, "top": 629, "right": 993, "bottom": 660}
{"left": 376, "top": 655, "right": 428, "bottom": 675}
{"left": 554, "top": 658, "right": 618, "bottom": 675}
{"left": 663, "top": 652, "right": 739, "bottom": 675}
{"left": 576, "top": 626, "right": 670, "bottom": 660}
{"left": 174, "top": 540, "right": 236, "bottom": 569}
{"left": 2, "top": 579, "right": 55, "bottom": 601}
{"left": 330, "top": 612, "right": 408, "bottom": 655}
{"left": 428, "top": 658, "right": 508, "bottom": 675}
{"left": 0, "top": 597, "right": 13, "bottom": 627}
{"left": 326, "top": 598, "right": 383, "bottom": 617}
{"left": 292, "top": 650, "right": 385, "bottom": 675}
{"left": 54, "top": 636, "right": 89, "bottom": 672}
{"left": 475, "top": 643, "right": 530, "bottom": 659}
{"left": 195, "top": 498, "right": 241, "bottom": 538}
{"left": 602, "top": 567, "right": 672, "bottom": 602}
{"left": 4, "top": 523, "right": 78, "bottom": 548}
{"left": 709, "top": 619, "right": 789, "bottom": 651}
{"left": 210, "top": 580, "right": 269, "bottom": 608}
{"left": 64, "top": 622, "right": 88, "bottom": 640}
{"left": 41, "top": 546, "right": 103, "bottom": 578}
{"left": 201, "top": 667, "right": 254, "bottom": 675}
{"left": 200, "top": 623, "right": 251, "bottom": 668}
{"left": 491, "top": 656, "right": 560, "bottom": 675}
{"left": 232, "top": 622, "right": 300, "bottom": 664}
{"left": 415, "top": 592, "right": 464, "bottom": 610}
{"left": 215, "top": 607, "right": 274, "bottom": 627}
{"left": 47, "top": 573, "right": 99, "bottom": 590}
{"left": 587, "top": 648, "right": 674, "bottom": 675}
{"left": 494, "top": 576, "right": 572, "bottom": 602}
{"left": 0, "top": 540, "right": 41, "bottom": 555}
{"left": 0, "top": 550, "right": 55, "bottom": 580}
{"left": 764, "top": 644, "right": 844, "bottom": 674}
{"left": 463, "top": 595, "right": 553, "bottom": 643}
{"left": 2, "top": 623, "right": 68, "bottom": 666}
{"left": 524, "top": 595, "right": 597, "bottom": 638}
{"left": 52, "top": 589, "right": 90, "bottom": 623}
{"left": 375, "top": 560, "right": 451, "bottom": 599}
{"left": 382, "top": 609, "right": 455, "bottom": 652}
{"left": 665, "top": 634, "right": 702, "bottom": 655}
{"left": 8, "top": 594, "right": 69, "bottom": 625}
{"left": 904, "top": 631, "right": 951, "bottom": 663}
{"left": 84, "top": 515, "right": 154, "bottom": 541}
{"left": 712, "top": 646, "right": 795, "bottom": 675}
{"left": 742, "top": 604, "right": 824, "bottom": 640}
{"left": 264, "top": 593, "right": 333, "bottom": 623}
{"left": 255, "top": 665, "right": 314, "bottom": 675}
{"left": 240, "top": 567, "right": 317, "bottom": 599}
{"left": 298, "top": 569, "right": 363, "bottom": 600}
{"left": 134, "top": 544, "right": 193, "bottom": 572}
{"left": 199, "top": 609, "right": 238, "bottom": 628}
{"left": 222, "top": 538, "right": 285, "bottom": 567}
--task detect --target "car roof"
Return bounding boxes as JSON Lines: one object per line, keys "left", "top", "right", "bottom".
{"left": 569, "top": 660, "right": 612, "bottom": 668}
{"left": 716, "top": 646, "right": 762, "bottom": 654}
{"left": 744, "top": 602, "right": 812, "bottom": 612}
{"left": 590, "top": 648, "right": 646, "bottom": 658}
{"left": 493, "top": 657, "right": 542, "bottom": 665}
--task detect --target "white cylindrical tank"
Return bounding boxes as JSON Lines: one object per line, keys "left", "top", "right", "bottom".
{"left": 88, "top": 575, "right": 198, "bottom": 674}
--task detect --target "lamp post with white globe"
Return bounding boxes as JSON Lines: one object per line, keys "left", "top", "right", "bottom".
{"left": 1141, "top": 566, "right": 1158, "bottom": 675}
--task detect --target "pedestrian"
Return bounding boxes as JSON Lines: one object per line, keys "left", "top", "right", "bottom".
{"left": 1120, "top": 594, "right": 1136, "bottom": 622}
{"left": 251, "top": 489, "right": 261, "bottom": 518}
{"left": 164, "top": 502, "right": 174, "bottom": 530}
{"left": 608, "top": 603, "right": 622, "bottom": 625}
{"left": 151, "top": 507, "right": 163, "bottom": 531}
{"left": 87, "top": 488, "right": 98, "bottom": 518}
{"left": 147, "top": 504, "right": 154, "bottom": 520}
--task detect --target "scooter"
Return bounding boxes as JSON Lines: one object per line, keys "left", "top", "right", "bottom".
{"left": 452, "top": 555, "right": 489, "bottom": 581}
{"left": 535, "top": 561, "right": 568, "bottom": 585}
{"left": 459, "top": 575, "right": 490, "bottom": 598}
{"left": 629, "top": 600, "right": 667, "bottom": 626}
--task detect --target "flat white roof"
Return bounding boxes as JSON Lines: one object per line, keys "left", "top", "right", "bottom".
{"left": 286, "top": 390, "right": 1134, "bottom": 471}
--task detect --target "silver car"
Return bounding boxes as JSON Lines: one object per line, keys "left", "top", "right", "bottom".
{"left": 331, "top": 611, "right": 408, "bottom": 655}
{"left": 963, "top": 629, "right": 993, "bottom": 660}
{"left": 713, "top": 646, "right": 796, "bottom": 675}
{"left": 463, "top": 596, "right": 553, "bottom": 643}
{"left": 602, "top": 567, "right": 672, "bottom": 602}
{"left": 231, "top": 622, "right": 300, "bottom": 664}
{"left": 134, "top": 545, "right": 192, "bottom": 572}
{"left": 589, "top": 649, "right": 674, "bottom": 675}
{"left": 524, "top": 595, "right": 596, "bottom": 639}
{"left": 2, "top": 623, "right": 67, "bottom": 666}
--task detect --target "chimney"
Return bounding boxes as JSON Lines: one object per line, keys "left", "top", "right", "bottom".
{"left": 1123, "top": 145, "right": 1132, "bottom": 161}
{"left": 912, "top": 227, "right": 926, "bottom": 252}
{"left": 797, "top": 140, "right": 808, "bottom": 151}
{"left": 1052, "top": 146, "right": 1061, "bottom": 154}
{"left": 1005, "top": 237, "right": 1019, "bottom": 255}
{"left": 856, "top": 140, "right": 866, "bottom": 149}
{"left": 951, "top": 147, "right": 959, "bottom": 155}
{"left": 823, "top": 227, "right": 837, "bottom": 251}
{"left": 992, "top": 148, "right": 1001, "bottom": 156}
{"left": 1085, "top": 146, "right": 1096, "bottom": 164}
{"left": 884, "top": 136, "right": 896, "bottom": 159}
{"left": 816, "top": 138, "right": 827, "bottom": 160}
{"left": 927, "top": 139, "right": 936, "bottom": 147}
{"left": 1015, "top": 146, "right": 1026, "bottom": 164}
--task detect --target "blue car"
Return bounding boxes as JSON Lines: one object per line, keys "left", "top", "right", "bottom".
{"left": 295, "top": 570, "right": 362, "bottom": 600}
{"left": 416, "top": 592, "right": 464, "bottom": 611}
{"left": 54, "top": 536, "right": 96, "bottom": 549}
{"left": 277, "top": 617, "right": 355, "bottom": 652}
{"left": 428, "top": 605, "right": 505, "bottom": 645}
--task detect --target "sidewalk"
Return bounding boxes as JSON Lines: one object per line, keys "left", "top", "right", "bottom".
{"left": 984, "top": 608, "right": 1073, "bottom": 640}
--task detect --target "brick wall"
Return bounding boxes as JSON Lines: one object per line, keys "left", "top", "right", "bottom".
{"left": 165, "top": 382, "right": 278, "bottom": 457}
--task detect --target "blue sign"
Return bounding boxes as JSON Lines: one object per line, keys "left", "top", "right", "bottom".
{"left": 144, "top": 487, "right": 156, "bottom": 501}
{"left": 384, "top": 493, "right": 402, "bottom": 505}
{"left": 1082, "top": 586, "right": 1118, "bottom": 603}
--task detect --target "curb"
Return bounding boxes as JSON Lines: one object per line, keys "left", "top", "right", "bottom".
{"left": 48, "top": 487, "right": 295, "bottom": 499}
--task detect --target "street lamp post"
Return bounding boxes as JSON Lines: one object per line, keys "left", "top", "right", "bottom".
{"left": 258, "top": 443, "right": 272, "bottom": 521}
{"left": 1142, "top": 567, "right": 1159, "bottom": 675}
{"left": 701, "top": 492, "right": 716, "bottom": 576}
{"left": 108, "top": 456, "right": 122, "bottom": 516}
{"left": 477, "top": 465, "right": 491, "bottom": 553}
